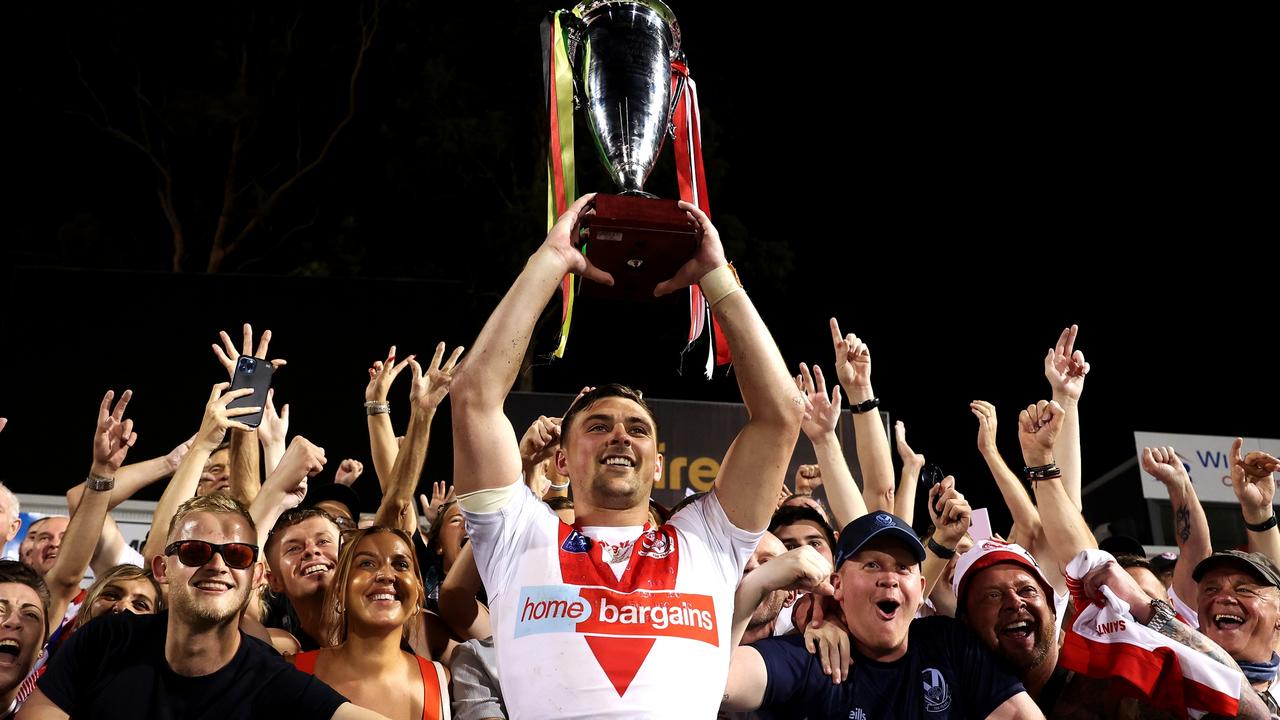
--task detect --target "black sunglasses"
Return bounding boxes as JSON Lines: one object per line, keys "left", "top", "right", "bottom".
{"left": 164, "top": 540, "right": 260, "bottom": 570}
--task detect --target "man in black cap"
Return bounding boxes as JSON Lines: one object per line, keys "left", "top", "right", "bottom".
{"left": 1194, "top": 550, "right": 1280, "bottom": 710}
{"left": 722, "top": 508, "right": 1043, "bottom": 719}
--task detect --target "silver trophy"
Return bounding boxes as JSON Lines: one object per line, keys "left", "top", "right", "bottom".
{"left": 568, "top": 0, "right": 698, "bottom": 300}
{"left": 575, "top": 0, "right": 681, "bottom": 196}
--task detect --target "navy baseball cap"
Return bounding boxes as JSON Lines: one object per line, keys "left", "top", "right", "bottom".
{"left": 834, "top": 511, "right": 926, "bottom": 568}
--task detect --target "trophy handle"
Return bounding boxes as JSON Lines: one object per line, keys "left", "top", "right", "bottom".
{"left": 562, "top": 14, "right": 587, "bottom": 109}
{"left": 667, "top": 67, "right": 687, "bottom": 140}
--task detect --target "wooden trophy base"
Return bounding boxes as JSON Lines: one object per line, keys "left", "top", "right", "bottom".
{"left": 577, "top": 194, "right": 699, "bottom": 301}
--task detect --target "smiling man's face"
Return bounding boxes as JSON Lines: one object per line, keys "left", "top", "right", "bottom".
{"left": 556, "top": 396, "right": 662, "bottom": 512}
{"left": 1197, "top": 567, "right": 1280, "bottom": 662}
{"left": 266, "top": 515, "right": 340, "bottom": 602}
{"left": 26, "top": 516, "right": 68, "bottom": 577}
{"left": 155, "top": 511, "right": 261, "bottom": 627}
{"left": 962, "top": 563, "right": 1056, "bottom": 672}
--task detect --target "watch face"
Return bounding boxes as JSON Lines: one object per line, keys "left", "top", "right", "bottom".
{"left": 1149, "top": 600, "right": 1174, "bottom": 628}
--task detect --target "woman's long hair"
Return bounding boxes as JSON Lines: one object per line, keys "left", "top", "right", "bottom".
{"left": 74, "top": 564, "right": 164, "bottom": 630}
{"left": 320, "top": 526, "right": 425, "bottom": 647}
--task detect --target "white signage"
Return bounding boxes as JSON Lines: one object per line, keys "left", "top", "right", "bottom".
{"left": 1135, "top": 432, "right": 1279, "bottom": 506}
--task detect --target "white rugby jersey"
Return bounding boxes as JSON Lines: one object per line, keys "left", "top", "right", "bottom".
{"left": 464, "top": 485, "right": 760, "bottom": 719}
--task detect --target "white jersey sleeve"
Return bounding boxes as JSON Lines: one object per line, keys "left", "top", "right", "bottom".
{"left": 667, "top": 490, "right": 764, "bottom": 587}
{"left": 461, "top": 481, "right": 556, "bottom": 605}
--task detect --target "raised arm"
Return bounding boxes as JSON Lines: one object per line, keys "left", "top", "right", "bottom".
{"left": 250, "top": 437, "right": 326, "bottom": 549}
{"left": 520, "top": 414, "right": 563, "bottom": 495}
{"left": 970, "top": 401, "right": 1043, "bottom": 541}
{"left": 655, "top": 202, "right": 805, "bottom": 530}
{"left": 437, "top": 542, "right": 492, "bottom": 641}
{"left": 450, "top": 193, "right": 612, "bottom": 495}
{"left": 796, "top": 363, "right": 865, "bottom": 528}
{"left": 1142, "top": 446, "right": 1212, "bottom": 608}
{"left": 87, "top": 517, "right": 136, "bottom": 577}
{"left": 722, "top": 547, "right": 834, "bottom": 713}
{"left": 923, "top": 476, "right": 972, "bottom": 598}
{"left": 66, "top": 436, "right": 187, "bottom": 575}
{"left": 519, "top": 388, "right": 588, "bottom": 501}
{"left": 973, "top": 400, "right": 1065, "bottom": 593}
{"left": 1018, "top": 400, "right": 1097, "bottom": 575}
{"left": 364, "top": 346, "right": 413, "bottom": 490}
{"left": 829, "top": 319, "right": 895, "bottom": 515}
{"left": 228, "top": 427, "right": 261, "bottom": 507}
{"left": 1230, "top": 439, "right": 1280, "bottom": 565}
{"left": 66, "top": 435, "right": 191, "bottom": 513}
{"left": 730, "top": 545, "right": 832, "bottom": 647}
{"left": 1043, "top": 325, "right": 1089, "bottom": 511}
{"left": 141, "top": 383, "right": 256, "bottom": 562}
{"left": 46, "top": 390, "right": 138, "bottom": 628}
{"left": 255, "top": 389, "right": 289, "bottom": 477}
{"left": 374, "top": 343, "right": 463, "bottom": 533}
{"left": 892, "top": 421, "right": 925, "bottom": 526}
{"left": 211, "top": 324, "right": 285, "bottom": 506}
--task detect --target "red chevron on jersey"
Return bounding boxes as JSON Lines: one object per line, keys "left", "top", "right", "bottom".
{"left": 554, "top": 521, "right": 701, "bottom": 695}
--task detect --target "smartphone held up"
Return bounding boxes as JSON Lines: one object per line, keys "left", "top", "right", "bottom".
{"left": 227, "top": 356, "right": 274, "bottom": 428}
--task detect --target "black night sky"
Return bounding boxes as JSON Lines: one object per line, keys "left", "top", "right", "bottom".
{"left": 3, "top": 2, "right": 1274, "bottom": 543}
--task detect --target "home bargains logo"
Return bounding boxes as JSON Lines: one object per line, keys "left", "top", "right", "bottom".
{"left": 514, "top": 584, "right": 717, "bottom": 645}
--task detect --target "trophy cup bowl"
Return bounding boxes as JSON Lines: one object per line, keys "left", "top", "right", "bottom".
{"left": 572, "top": 0, "right": 699, "bottom": 300}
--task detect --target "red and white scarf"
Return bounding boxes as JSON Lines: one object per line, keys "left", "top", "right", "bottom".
{"left": 1061, "top": 549, "right": 1240, "bottom": 719}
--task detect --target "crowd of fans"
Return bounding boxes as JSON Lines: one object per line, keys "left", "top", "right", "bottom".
{"left": 1, "top": 194, "right": 1277, "bottom": 719}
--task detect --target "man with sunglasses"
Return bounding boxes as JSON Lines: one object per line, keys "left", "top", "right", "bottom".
{"left": 18, "top": 495, "right": 389, "bottom": 719}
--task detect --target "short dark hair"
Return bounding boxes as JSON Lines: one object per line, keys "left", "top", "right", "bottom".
{"left": 560, "top": 384, "right": 657, "bottom": 448}
{"left": 781, "top": 492, "right": 832, "bottom": 524}
{"left": 264, "top": 506, "right": 341, "bottom": 566}
{"left": 545, "top": 496, "right": 575, "bottom": 513}
{"left": 768, "top": 505, "right": 837, "bottom": 550}
{"left": 0, "top": 559, "right": 52, "bottom": 640}
{"left": 1115, "top": 554, "right": 1153, "bottom": 572}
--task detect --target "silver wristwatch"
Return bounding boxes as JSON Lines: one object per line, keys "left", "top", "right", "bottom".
{"left": 1145, "top": 598, "right": 1176, "bottom": 633}
{"left": 86, "top": 472, "right": 116, "bottom": 492}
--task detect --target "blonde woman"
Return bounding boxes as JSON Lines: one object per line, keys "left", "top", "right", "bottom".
{"left": 291, "top": 527, "right": 449, "bottom": 720}
{"left": 72, "top": 565, "right": 162, "bottom": 631}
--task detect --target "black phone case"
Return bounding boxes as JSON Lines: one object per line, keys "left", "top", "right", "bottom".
{"left": 227, "top": 357, "right": 274, "bottom": 428}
